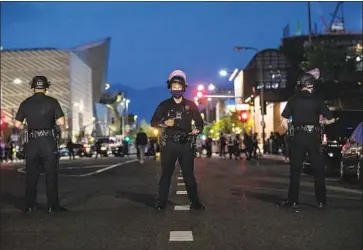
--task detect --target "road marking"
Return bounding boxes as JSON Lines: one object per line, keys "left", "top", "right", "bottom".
{"left": 64, "top": 165, "right": 108, "bottom": 169}
{"left": 78, "top": 159, "right": 138, "bottom": 177}
{"left": 177, "top": 183, "right": 185, "bottom": 186}
{"left": 174, "top": 205, "right": 190, "bottom": 211}
{"left": 176, "top": 191, "right": 187, "bottom": 195}
{"left": 169, "top": 231, "right": 193, "bottom": 241}
{"left": 16, "top": 159, "right": 138, "bottom": 177}
{"left": 177, "top": 177, "right": 183, "bottom": 180}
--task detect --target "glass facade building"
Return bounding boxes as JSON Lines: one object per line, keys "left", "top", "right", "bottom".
{"left": 0, "top": 37, "right": 111, "bottom": 140}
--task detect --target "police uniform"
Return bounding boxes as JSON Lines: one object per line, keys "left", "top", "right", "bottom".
{"left": 15, "top": 76, "right": 66, "bottom": 213}
{"left": 151, "top": 70, "right": 205, "bottom": 210}
{"left": 279, "top": 72, "right": 333, "bottom": 209}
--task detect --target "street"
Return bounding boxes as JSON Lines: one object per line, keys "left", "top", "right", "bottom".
{"left": 1, "top": 156, "right": 362, "bottom": 250}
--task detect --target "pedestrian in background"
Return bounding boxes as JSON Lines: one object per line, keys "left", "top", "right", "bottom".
{"left": 136, "top": 128, "right": 148, "bottom": 164}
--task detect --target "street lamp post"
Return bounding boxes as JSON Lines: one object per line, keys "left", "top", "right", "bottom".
{"left": 235, "top": 46, "right": 266, "bottom": 152}
{"left": 121, "top": 99, "right": 130, "bottom": 136}
{"left": 197, "top": 84, "right": 215, "bottom": 123}
{"left": 125, "top": 99, "right": 130, "bottom": 133}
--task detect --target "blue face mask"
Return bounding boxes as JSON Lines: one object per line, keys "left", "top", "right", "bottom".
{"left": 171, "top": 90, "right": 184, "bottom": 98}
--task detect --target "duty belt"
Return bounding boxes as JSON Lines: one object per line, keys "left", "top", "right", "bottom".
{"left": 28, "top": 129, "right": 54, "bottom": 139}
{"left": 169, "top": 134, "right": 192, "bottom": 145}
{"left": 294, "top": 125, "right": 320, "bottom": 133}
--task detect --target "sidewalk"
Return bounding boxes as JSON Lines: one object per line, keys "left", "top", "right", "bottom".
{"left": 260, "top": 154, "right": 288, "bottom": 163}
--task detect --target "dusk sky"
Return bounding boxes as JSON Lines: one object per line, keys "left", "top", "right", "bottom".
{"left": 1, "top": 1, "right": 361, "bottom": 91}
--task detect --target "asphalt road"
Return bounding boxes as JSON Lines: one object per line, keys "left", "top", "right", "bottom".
{"left": 1, "top": 156, "right": 362, "bottom": 250}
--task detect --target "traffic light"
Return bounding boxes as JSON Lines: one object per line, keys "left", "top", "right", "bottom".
{"left": 124, "top": 136, "right": 130, "bottom": 142}
{"left": 239, "top": 111, "right": 248, "bottom": 123}
{"left": 0, "top": 118, "right": 8, "bottom": 129}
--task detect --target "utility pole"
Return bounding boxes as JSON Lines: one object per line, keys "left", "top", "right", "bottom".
{"left": 308, "top": 1, "right": 312, "bottom": 43}
{"left": 258, "top": 54, "right": 266, "bottom": 153}
{"left": 206, "top": 101, "right": 210, "bottom": 123}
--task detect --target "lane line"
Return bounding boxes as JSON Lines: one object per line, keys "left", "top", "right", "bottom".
{"left": 177, "top": 183, "right": 185, "bottom": 186}
{"left": 78, "top": 159, "right": 138, "bottom": 177}
{"left": 16, "top": 159, "right": 138, "bottom": 177}
{"left": 64, "top": 165, "right": 108, "bottom": 169}
{"left": 176, "top": 191, "right": 187, "bottom": 195}
{"left": 177, "top": 177, "right": 183, "bottom": 180}
{"left": 174, "top": 205, "right": 190, "bottom": 211}
{"left": 169, "top": 231, "right": 193, "bottom": 242}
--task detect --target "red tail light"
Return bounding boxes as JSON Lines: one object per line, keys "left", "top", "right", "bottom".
{"left": 322, "top": 134, "right": 327, "bottom": 145}
{"left": 341, "top": 142, "right": 351, "bottom": 153}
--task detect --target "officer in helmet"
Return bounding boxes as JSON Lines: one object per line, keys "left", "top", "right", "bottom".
{"left": 278, "top": 69, "right": 337, "bottom": 210}
{"left": 14, "top": 76, "right": 67, "bottom": 213}
{"left": 151, "top": 70, "right": 205, "bottom": 210}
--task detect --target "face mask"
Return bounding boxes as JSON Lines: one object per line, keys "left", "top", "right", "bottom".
{"left": 171, "top": 90, "right": 184, "bottom": 99}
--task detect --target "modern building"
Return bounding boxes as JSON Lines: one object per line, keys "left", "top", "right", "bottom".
{"left": 233, "top": 32, "right": 363, "bottom": 139}
{"left": 0, "top": 37, "right": 111, "bottom": 140}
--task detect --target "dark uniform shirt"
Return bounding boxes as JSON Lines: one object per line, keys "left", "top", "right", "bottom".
{"left": 15, "top": 93, "right": 64, "bottom": 130}
{"left": 281, "top": 90, "right": 333, "bottom": 126}
{"left": 151, "top": 97, "right": 204, "bottom": 135}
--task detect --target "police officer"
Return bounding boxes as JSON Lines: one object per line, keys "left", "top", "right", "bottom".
{"left": 279, "top": 70, "right": 337, "bottom": 210}
{"left": 151, "top": 70, "right": 205, "bottom": 211}
{"left": 14, "top": 76, "right": 67, "bottom": 213}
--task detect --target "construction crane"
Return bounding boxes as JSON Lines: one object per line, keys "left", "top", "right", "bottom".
{"left": 320, "top": 1, "right": 346, "bottom": 34}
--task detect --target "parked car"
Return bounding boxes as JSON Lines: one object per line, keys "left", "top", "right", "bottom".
{"left": 112, "top": 145, "right": 125, "bottom": 157}
{"left": 78, "top": 144, "right": 94, "bottom": 158}
{"left": 340, "top": 122, "right": 362, "bottom": 181}
{"left": 303, "top": 109, "right": 363, "bottom": 176}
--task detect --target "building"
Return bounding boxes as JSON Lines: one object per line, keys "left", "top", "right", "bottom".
{"left": 233, "top": 33, "right": 363, "bottom": 140}
{"left": 281, "top": 33, "right": 363, "bottom": 107}
{"left": 0, "top": 37, "right": 111, "bottom": 141}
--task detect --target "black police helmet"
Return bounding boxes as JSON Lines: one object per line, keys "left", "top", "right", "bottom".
{"left": 30, "top": 76, "right": 51, "bottom": 89}
{"left": 297, "top": 73, "right": 316, "bottom": 88}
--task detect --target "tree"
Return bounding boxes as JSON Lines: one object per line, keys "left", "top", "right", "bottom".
{"left": 300, "top": 41, "right": 356, "bottom": 83}
{"left": 203, "top": 111, "right": 253, "bottom": 138}
{"left": 139, "top": 119, "right": 157, "bottom": 138}
{"left": 300, "top": 41, "right": 357, "bottom": 101}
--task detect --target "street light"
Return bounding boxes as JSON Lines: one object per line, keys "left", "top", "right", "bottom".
{"left": 208, "top": 83, "right": 215, "bottom": 91}
{"left": 219, "top": 68, "right": 239, "bottom": 82}
{"left": 105, "top": 83, "right": 110, "bottom": 90}
{"left": 219, "top": 70, "right": 228, "bottom": 77}
{"left": 197, "top": 84, "right": 205, "bottom": 91}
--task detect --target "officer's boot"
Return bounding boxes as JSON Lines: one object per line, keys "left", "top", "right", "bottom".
{"left": 48, "top": 205, "right": 68, "bottom": 213}
{"left": 277, "top": 200, "right": 298, "bottom": 211}
{"left": 317, "top": 202, "right": 326, "bottom": 209}
{"left": 154, "top": 199, "right": 167, "bottom": 211}
{"left": 23, "top": 206, "right": 35, "bottom": 213}
{"left": 190, "top": 201, "right": 205, "bottom": 210}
